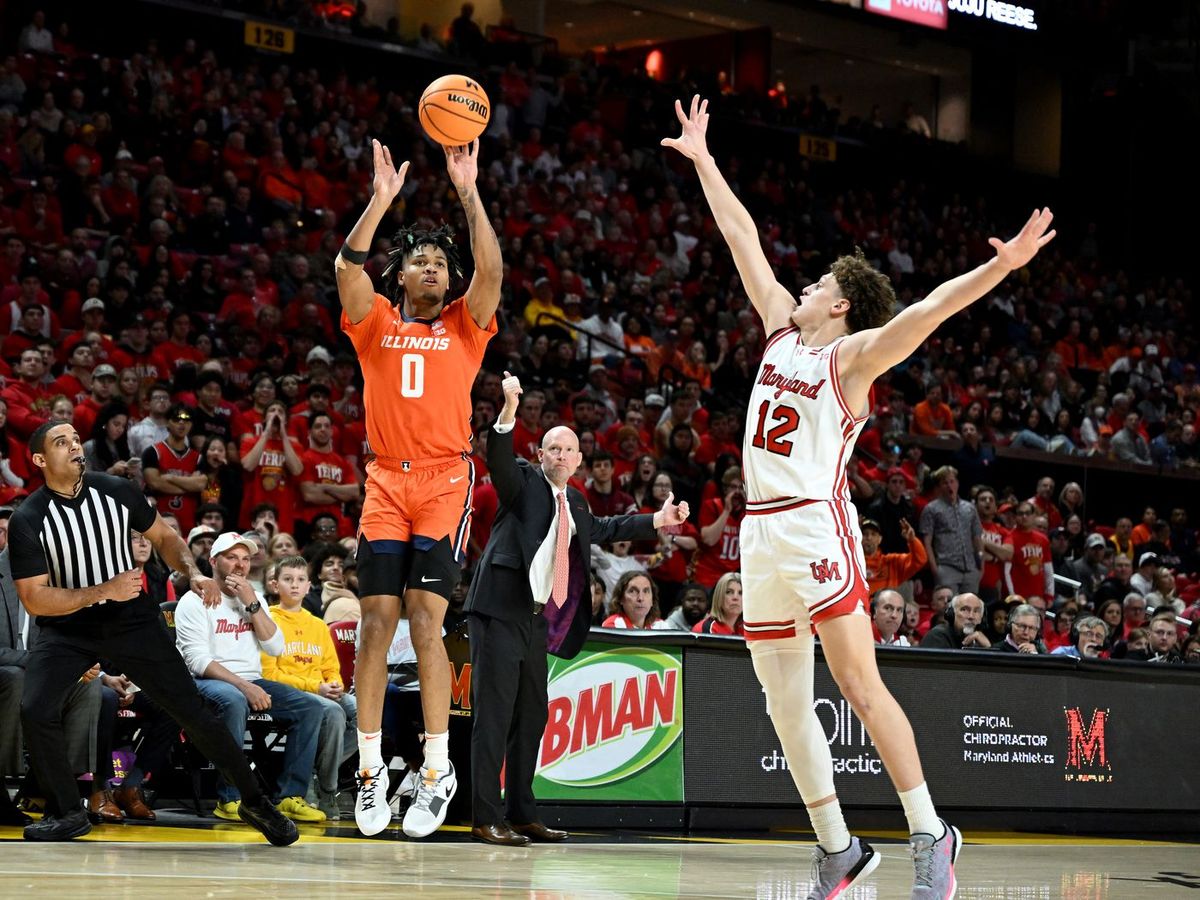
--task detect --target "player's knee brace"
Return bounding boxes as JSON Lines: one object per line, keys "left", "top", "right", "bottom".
{"left": 749, "top": 639, "right": 835, "bottom": 803}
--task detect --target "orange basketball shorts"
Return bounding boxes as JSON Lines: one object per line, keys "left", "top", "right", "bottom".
{"left": 358, "top": 454, "right": 474, "bottom": 561}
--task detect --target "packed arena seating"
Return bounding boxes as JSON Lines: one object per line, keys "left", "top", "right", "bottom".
{"left": 0, "top": 3, "right": 1197, "bottom": 663}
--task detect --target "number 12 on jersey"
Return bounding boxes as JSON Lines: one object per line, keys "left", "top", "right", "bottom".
{"left": 752, "top": 400, "right": 801, "bottom": 455}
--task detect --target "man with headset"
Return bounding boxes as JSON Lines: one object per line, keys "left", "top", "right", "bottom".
{"left": 918, "top": 593, "right": 992, "bottom": 650}
{"left": 991, "top": 603, "right": 1047, "bottom": 654}
{"left": 1051, "top": 616, "right": 1107, "bottom": 658}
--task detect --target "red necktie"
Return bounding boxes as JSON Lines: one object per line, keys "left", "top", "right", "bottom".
{"left": 550, "top": 491, "right": 570, "bottom": 608}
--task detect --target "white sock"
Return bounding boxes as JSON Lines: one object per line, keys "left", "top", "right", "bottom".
{"left": 808, "top": 798, "right": 851, "bottom": 854}
{"left": 899, "top": 783, "right": 943, "bottom": 838}
{"left": 422, "top": 731, "right": 449, "bottom": 774}
{"left": 357, "top": 729, "right": 383, "bottom": 771}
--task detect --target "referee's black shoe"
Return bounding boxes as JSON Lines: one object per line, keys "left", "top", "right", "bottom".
{"left": 23, "top": 809, "right": 91, "bottom": 841}
{"left": 239, "top": 795, "right": 300, "bottom": 846}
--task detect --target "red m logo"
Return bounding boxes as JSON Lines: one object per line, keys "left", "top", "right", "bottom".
{"left": 810, "top": 558, "right": 842, "bottom": 584}
{"left": 1064, "top": 707, "right": 1108, "bottom": 770}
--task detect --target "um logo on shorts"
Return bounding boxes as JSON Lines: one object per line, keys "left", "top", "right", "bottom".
{"left": 810, "top": 558, "right": 842, "bottom": 584}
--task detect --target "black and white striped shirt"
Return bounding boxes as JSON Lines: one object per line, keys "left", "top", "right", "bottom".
{"left": 9, "top": 473, "right": 158, "bottom": 624}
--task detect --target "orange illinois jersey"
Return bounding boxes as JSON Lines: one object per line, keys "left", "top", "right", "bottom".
{"left": 342, "top": 294, "right": 496, "bottom": 462}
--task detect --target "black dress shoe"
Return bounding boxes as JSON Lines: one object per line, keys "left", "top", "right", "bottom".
{"left": 23, "top": 809, "right": 92, "bottom": 842}
{"left": 511, "top": 821, "right": 569, "bottom": 842}
{"left": 239, "top": 796, "right": 299, "bottom": 847}
{"left": 471, "top": 823, "right": 532, "bottom": 846}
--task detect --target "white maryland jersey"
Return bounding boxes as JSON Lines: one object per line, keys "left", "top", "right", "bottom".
{"left": 742, "top": 328, "right": 868, "bottom": 509}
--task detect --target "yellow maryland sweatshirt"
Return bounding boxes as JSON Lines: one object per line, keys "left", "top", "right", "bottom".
{"left": 261, "top": 605, "right": 342, "bottom": 693}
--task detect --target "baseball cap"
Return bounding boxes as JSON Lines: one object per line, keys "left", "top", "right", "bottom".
{"left": 1086, "top": 533, "right": 1107, "bottom": 550}
{"left": 1050, "top": 527, "right": 1067, "bottom": 539}
{"left": 644, "top": 393, "right": 666, "bottom": 407}
{"left": 81, "top": 297, "right": 105, "bottom": 313}
{"left": 306, "top": 346, "right": 332, "bottom": 365}
{"left": 93, "top": 364, "right": 117, "bottom": 379}
{"left": 115, "top": 149, "right": 134, "bottom": 161}
{"left": 187, "top": 525, "right": 217, "bottom": 546}
{"left": 1138, "top": 552, "right": 1160, "bottom": 567}
{"left": 998, "top": 502, "right": 1014, "bottom": 514}
{"left": 1144, "top": 343, "right": 1159, "bottom": 356}
{"left": 860, "top": 518, "right": 882, "bottom": 534}
{"left": 1098, "top": 425, "right": 1113, "bottom": 436}
{"left": 589, "top": 363, "right": 607, "bottom": 375}
{"left": 210, "top": 532, "right": 260, "bottom": 558}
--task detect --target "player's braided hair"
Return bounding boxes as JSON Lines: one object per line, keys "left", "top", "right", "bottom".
{"left": 380, "top": 224, "right": 465, "bottom": 306}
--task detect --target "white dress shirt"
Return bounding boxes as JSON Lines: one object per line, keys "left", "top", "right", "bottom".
{"left": 495, "top": 420, "right": 577, "bottom": 605}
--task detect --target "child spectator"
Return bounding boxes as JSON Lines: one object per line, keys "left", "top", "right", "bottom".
{"left": 262, "top": 556, "right": 358, "bottom": 820}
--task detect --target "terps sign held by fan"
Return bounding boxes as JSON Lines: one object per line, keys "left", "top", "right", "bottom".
{"left": 1063, "top": 707, "right": 1112, "bottom": 783}
{"left": 535, "top": 646, "right": 684, "bottom": 801}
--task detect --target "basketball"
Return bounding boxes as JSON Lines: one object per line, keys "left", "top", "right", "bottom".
{"left": 419, "top": 75, "right": 491, "bottom": 146}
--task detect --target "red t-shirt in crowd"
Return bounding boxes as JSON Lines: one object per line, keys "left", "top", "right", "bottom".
{"left": 694, "top": 498, "right": 743, "bottom": 589}
{"left": 980, "top": 521, "right": 1010, "bottom": 592}
{"left": 511, "top": 420, "right": 543, "bottom": 460}
{"left": 239, "top": 433, "right": 302, "bottom": 535}
{"left": 1004, "top": 528, "right": 1052, "bottom": 601}
{"left": 297, "top": 446, "right": 356, "bottom": 533}
{"left": 142, "top": 439, "right": 202, "bottom": 531}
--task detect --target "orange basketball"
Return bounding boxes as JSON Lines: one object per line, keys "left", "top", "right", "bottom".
{"left": 419, "top": 75, "right": 491, "bottom": 146}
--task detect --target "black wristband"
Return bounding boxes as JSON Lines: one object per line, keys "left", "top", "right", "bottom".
{"left": 339, "top": 243, "right": 369, "bottom": 265}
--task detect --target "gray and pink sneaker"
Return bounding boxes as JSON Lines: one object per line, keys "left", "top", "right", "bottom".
{"left": 806, "top": 836, "right": 880, "bottom": 899}
{"left": 910, "top": 819, "right": 962, "bottom": 899}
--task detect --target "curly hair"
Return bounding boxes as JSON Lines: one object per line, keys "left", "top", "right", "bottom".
{"left": 829, "top": 249, "right": 896, "bottom": 333}
{"left": 380, "top": 224, "right": 465, "bottom": 305}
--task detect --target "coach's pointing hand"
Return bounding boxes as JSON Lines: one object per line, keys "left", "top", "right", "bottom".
{"left": 653, "top": 492, "right": 690, "bottom": 529}
{"left": 501, "top": 371, "right": 523, "bottom": 411}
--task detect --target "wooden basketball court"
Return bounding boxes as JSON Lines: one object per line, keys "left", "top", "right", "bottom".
{"left": 3, "top": 813, "right": 1198, "bottom": 897}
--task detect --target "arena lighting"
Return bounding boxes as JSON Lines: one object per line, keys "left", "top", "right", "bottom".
{"left": 645, "top": 48, "right": 664, "bottom": 79}
{"left": 948, "top": 0, "right": 1038, "bottom": 30}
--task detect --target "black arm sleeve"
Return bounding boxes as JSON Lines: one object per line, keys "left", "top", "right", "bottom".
{"left": 7, "top": 508, "right": 49, "bottom": 581}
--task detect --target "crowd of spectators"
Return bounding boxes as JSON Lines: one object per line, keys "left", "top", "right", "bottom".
{"left": 1, "top": 1, "right": 1198, "bottom": 831}
{"left": 1, "top": 5, "right": 1198, "bottom": 667}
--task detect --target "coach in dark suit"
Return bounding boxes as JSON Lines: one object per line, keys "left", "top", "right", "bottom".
{"left": 465, "top": 372, "right": 688, "bottom": 846}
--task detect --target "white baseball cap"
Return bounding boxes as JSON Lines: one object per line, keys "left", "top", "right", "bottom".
{"left": 187, "top": 525, "right": 217, "bottom": 546}
{"left": 210, "top": 532, "right": 260, "bottom": 558}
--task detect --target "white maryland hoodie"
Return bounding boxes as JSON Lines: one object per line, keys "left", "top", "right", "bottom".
{"left": 175, "top": 589, "right": 284, "bottom": 681}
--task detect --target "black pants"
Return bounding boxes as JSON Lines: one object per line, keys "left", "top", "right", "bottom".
{"left": 468, "top": 610, "right": 547, "bottom": 826}
{"left": 96, "top": 686, "right": 179, "bottom": 789}
{"left": 21, "top": 611, "right": 265, "bottom": 817}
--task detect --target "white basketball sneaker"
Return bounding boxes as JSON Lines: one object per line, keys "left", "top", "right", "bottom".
{"left": 354, "top": 765, "right": 391, "bottom": 836}
{"left": 402, "top": 762, "right": 457, "bottom": 838}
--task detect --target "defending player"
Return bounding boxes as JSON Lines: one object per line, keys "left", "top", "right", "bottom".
{"left": 335, "top": 138, "right": 500, "bottom": 837}
{"left": 663, "top": 96, "right": 1054, "bottom": 898}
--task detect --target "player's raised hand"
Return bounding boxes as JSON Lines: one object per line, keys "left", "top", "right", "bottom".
{"left": 989, "top": 207, "right": 1056, "bottom": 272}
{"left": 192, "top": 572, "right": 222, "bottom": 609}
{"left": 444, "top": 138, "right": 479, "bottom": 191}
{"left": 661, "top": 95, "right": 711, "bottom": 162}
{"left": 372, "top": 139, "right": 409, "bottom": 201}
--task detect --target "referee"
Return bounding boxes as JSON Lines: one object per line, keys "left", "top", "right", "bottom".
{"left": 9, "top": 421, "right": 298, "bottom": 845}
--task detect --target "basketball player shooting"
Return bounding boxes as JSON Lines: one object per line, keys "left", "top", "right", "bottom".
{"left": 335, "top": 137, "right": 501, "bottom": 837}
{"left": 663, "top": 96, "right": 1054, "bottom": 898}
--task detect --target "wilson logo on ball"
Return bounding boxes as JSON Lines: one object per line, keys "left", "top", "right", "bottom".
{"left": 446, "top": 94, "right": 489, "bottom": 119}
